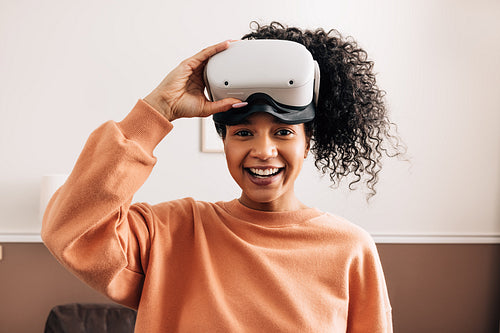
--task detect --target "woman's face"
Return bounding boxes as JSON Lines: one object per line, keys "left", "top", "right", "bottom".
{"left": 223, "top": 112, "right": 310, "bottom": 211}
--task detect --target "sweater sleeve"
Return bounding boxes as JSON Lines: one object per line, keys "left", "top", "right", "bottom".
{"left": 41, "top": 100, "right": 173, "bottom": 309}
{"left": 347, "top": 236, "right": 393, "bottom": 333}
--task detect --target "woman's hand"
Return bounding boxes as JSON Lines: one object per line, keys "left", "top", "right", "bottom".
{"left": 144, "top": 40, "right": 243, "bottom": 122}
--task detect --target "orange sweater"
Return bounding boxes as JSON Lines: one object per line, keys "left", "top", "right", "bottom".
{"left": 42, "top": 100, "right": 392, "bottom": 332}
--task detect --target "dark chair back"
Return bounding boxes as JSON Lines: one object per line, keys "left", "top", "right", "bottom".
{"left": 44, "top": 303, "right": 137, "bottom": 333}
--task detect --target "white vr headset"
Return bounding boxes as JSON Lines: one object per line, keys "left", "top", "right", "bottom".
{"left": 204, "top": 39, "right": 320, "bottom": 125}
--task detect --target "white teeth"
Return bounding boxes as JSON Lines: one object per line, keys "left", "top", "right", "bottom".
{"left": 249, "top": 168, "right": 280, "bottom": 176}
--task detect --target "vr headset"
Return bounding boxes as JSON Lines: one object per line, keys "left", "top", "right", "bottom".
{"left": 204, "top": 39, "right": 320, "bottom": 125}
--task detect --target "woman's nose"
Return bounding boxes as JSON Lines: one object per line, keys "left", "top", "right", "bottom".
{"left": 250, "top": 136, "right": 278, "bottom": 160}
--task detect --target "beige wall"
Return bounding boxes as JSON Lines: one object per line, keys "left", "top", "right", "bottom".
{"left": 1, "top": 0, "right": 500, "bottom": 240}
{"left": 0, "top": 243, "right": 498, "bottom": 333}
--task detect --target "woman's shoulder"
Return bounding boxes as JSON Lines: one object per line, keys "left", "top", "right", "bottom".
{"left": 312, "top": 211, "right": 377, "bottom": 251}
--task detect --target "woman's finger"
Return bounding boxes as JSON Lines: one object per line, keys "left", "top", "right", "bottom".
{"left": 184, "top": 40, "right": 232, "bottom": 71}
{"left": 200, "top": 97, "right": 242, "bottom": 118}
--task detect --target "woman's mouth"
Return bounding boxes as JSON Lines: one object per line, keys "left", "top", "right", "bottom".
{"left": 248, "top": 167, "right": 282, "bottom": 178}
{"left": 245, "top": 167, "right": 284, "bottom": 185}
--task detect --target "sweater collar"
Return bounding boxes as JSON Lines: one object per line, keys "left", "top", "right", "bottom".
{"left": 220, "top": 199, "right": 323, "bottom": 227}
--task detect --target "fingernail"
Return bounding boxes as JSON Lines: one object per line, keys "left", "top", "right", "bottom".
{"left": 232, "top": 102, "right": 248, "bottom": 108}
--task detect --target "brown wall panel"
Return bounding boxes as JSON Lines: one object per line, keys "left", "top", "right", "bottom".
{"left": 377, "top": 244, "right": 500, "bottom": 333}
{"left": 0, "top": 243, "right": 498, "bottom": 333}
{"left": 0, "top": 243, "right": 108, "bottom": 333}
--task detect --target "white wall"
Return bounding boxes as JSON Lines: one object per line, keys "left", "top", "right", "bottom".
{"left": 1, "top": 0, "right": 499, "bottom": 241}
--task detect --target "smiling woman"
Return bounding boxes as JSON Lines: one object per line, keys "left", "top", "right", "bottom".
{"left": 41, "top": 22, "right": 400, "bottom": 332}
{"left": 223, "top": 112, "right": 310, "bottom": 212}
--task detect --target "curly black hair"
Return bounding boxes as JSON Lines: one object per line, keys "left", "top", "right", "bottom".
{"left": 216, "top": 21, "right": 405, "bottom": 197}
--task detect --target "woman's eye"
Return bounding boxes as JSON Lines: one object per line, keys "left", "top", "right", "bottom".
{"left": 276, "top": 129, "right": 293, "bottom": 136}
{"left": 235, "top": 130, "right": 252, "bottom": 137}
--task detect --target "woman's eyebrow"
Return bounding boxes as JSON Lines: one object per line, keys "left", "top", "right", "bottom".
{"left": 272, "top": 118, "right": 287, "bottom": 124}
{"left": 228, "top": 119, "right": 253, "bottom": 126}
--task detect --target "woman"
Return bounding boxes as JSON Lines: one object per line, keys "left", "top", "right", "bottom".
{"left": 42, "top": 22, "right": 402, "bottom": 332}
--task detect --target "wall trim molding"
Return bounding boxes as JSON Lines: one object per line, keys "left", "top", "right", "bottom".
{"left": 1, "top": 232, "right": 499, "bottom": 244}
{"left": 0, "top": 233, "right": 42, "bottom": 243}
{"left": 372, "top": 233, "right": 500, "bottom": 244}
